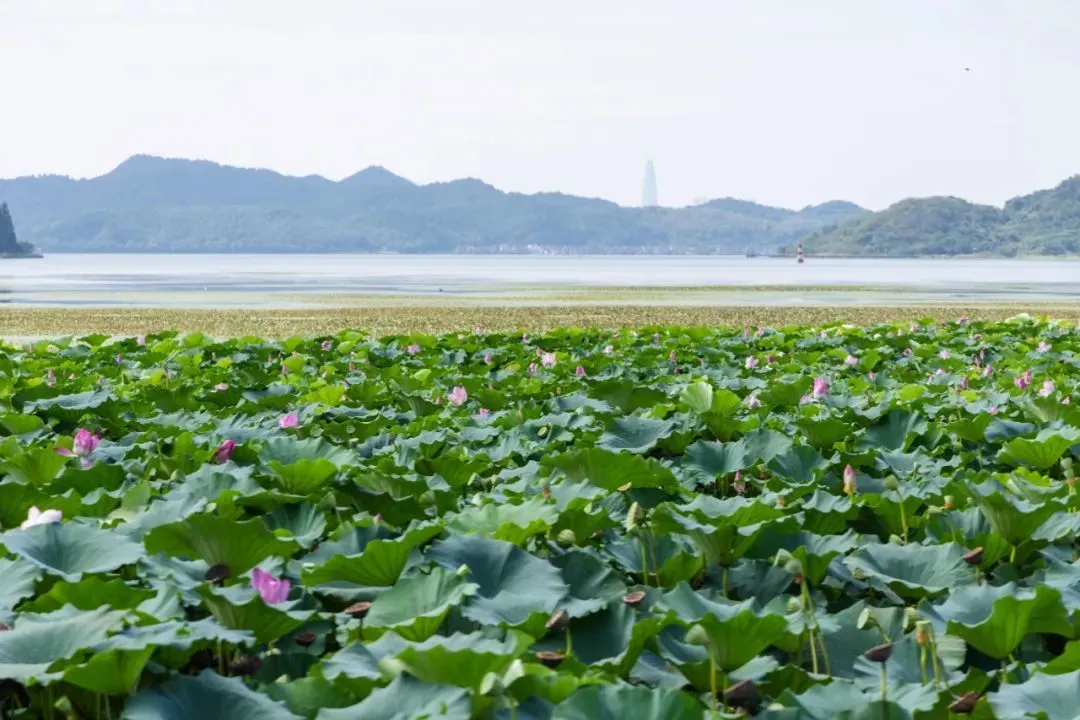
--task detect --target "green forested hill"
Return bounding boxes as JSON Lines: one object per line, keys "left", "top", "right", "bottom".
{"left": 0, "top": 156, "right": 865, "bottom": 254}
{"left": 805, "top": 176, "right": 1080, "bottom": 256}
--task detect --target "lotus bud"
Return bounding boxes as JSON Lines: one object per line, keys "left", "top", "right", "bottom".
{"left": 856, "top": 607, "right": 876, "bottom": 630}
{"left": 943, "top": 495, "right": 955, "bottom": 510}
{"left": 455, "top": 564, "right": 471, "bottom": 578}
{"left": 883, "top": 474, "right": 899, "bottom": 491}
{"left": 538, "top": 426, "right": 549, "bottom": 438}
{"left": 683, "top": 624, "right": 710, "bottom": 647}
{"left": 625, "top": 502, "right": 645, "bottom": 532}
{"left": 785, "top": 597, "right": 802, "bottom": 614}
{"left": 556, "top": 529, "right": 576, "bottom": 547}
{"left": 843, "top": 464, "right": 857, "bottom": 495}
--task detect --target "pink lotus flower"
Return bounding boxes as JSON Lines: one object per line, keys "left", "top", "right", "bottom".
{"left": 745, "top": 356, "right": 759, "bottom": 370}
{"left": 983, "top": 365, "right": 993, "bottom": 377}
{"left": 20, "top": 506, "right": 62, "bottom": 529}
{"left": 843, "top": 465, "right": 857, "bottom": 495}
{"left": 939, "top": 350, "right": 950, "bottom": 360}
{"left": 47, "top": 369, "right": 55, "bottom": 387}
{"left": 522, "top": 333, "right": 530, "bottom": 342}
{"left": 406, "top": 344, "right": 420, "bottom": 355}
{"left": 477, "top": 408, "right": 490, "bottom": 418}
{"left": 767, "top": 354, "right": 776, "bottom": 364}
{"left": 957, "top": 316, "right": 968, "bottom": 325}
{"left": 528, "top": 363, "right": 537, "bottom": 376}
{"left": 575, "top": 365, "right": 586, "bottom": 377}
{"left": 868, "top": 371, "right": 878, "bottom": 382}
{"left": 136, "top": 335, "right": 146, "bottom": 346}
{"left": 278, "top": 413, "right": 299, "bottom": 429}
{"left": 1038, "top": 341, "right": 1051, "bottom": 353}
{"left": 746, "top": 394, "right": 762, "bottom": 409}
{"left": 321, "top": 340, "right": 333, "bottom": 352}
{"left": 541, "top": 352, "right": 556, "bottom": 369}
{"left": 1063, "top": 396, "right": 1071, "bottom": 405}
{"left": 213, "top": 439, "right": 236, "bottom": 464}
{"left": 1015, "top": 375, "right": 1030, "bottom": 391}
{"left": 250, "top": 568, "right": 291, "bottom": 605}
{"left": 844, "top": 355, "right": 858, "bottom": 366}
{"left": 603, "top": 345, "right": 613, "bottom": 355}
{"left": 733, "top": 470, "right": 746, "bottom": 494}
{"left": 989, "top": 405, "right": 999, "bottom": 415}
{"left": 448, "top": 386, "right": 468, "bottom": 406}
{"left": 959, "top": 376, "right": 969, "bottom": 390}
{"left": 483, "top": 353, "right": 492, "bottom": 365}
{"left": 74, "top": 429, "right": 100, "bottom": 456}
{"left": 812, "top": 377, "right": 829, "bottom": 399}
{"left": 1039, "top": 380, "right": 1056, "bottom": 397}
{"left": 214, "top": 382, "right": 228, "bottom": 391}
{"left": 755, "top": 328, "right": 765, "bottom": 337}
{"left": 903, "top": 348, "right": 913, "bottom": 357}
{"left": 116, "top": 353, "right": 123, "bottom": 365}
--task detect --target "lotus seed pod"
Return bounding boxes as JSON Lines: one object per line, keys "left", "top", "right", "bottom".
{"left": 556, "top": 529, "right": 576, "bottom": 547}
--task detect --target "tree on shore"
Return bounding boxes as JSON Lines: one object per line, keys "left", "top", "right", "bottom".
{"left": 0, "top": 203, "right": 22, "bottom": 253}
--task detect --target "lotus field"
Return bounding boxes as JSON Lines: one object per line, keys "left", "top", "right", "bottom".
{"left": 4, "top": 317, "right": 1080, "bottom": 719}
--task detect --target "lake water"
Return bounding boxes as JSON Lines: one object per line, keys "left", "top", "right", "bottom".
{"left": 2, "top": 254, "right": 1079, "bottom": 307}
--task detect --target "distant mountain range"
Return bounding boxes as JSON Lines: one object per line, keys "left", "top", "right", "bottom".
{"left": 0, "top": 155, "right": 1077, "bottom": 255}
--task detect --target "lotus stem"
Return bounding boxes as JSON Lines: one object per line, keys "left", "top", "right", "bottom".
{"left": 709, "top": 655, "right": 718, "bottom": 712}
{"left": 879, "top": 663, "right": 888, "bottom": 703}
{"left": 721, "top": 567, "right": 729, "bottom": 598}
{"left": 565, "top": 629, "right": 573, "bottom": 658}
{"left": 639, "top": 538, "right": 650, "bottom": 587}
{"left": 808, "top": 628, "right": 819, "bottom": 674}
{"left": 1009, "top": 545, "right": 1018, "bottom": 565}
{"left": 816, "top": 629, "right": 832, "bottom": 676}
{"left": 647, "top": 532, "right": 660, "bottom": 586}
{"left": 899, "top": 500, "right": 909, "bottom": 544}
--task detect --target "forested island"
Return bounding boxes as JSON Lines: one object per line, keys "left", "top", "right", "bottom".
{"left": 0, "top": 202, "right": 41, "bottom": 258}
{"left": 1, "top": 155, "right": 1078, "bottom": 256}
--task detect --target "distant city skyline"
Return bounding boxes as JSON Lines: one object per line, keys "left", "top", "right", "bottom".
{"left": 642, "top": 160, "right": 658, "bottom": 207}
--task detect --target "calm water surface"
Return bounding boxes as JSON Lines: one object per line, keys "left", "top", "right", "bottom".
{"left": 1, "top": 254, "right": 1078, "bottom": 307}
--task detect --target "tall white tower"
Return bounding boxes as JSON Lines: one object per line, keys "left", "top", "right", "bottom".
{"left": 642, "top": 160, "right": 658, "bottom": 207}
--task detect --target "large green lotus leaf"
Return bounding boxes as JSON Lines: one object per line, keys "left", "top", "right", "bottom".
{"left": 751, "top": 530, "right": 859, "bottom": 586}
{"left": 264, "top": 502, "right": 327, "bottom": 549}
{"left": 600, "top": 414, "right": 673, "bottom": 453}
{"left": 921, "top": 583, "right": 1071, "bottom": 660}
{"left": 63, "top": 645, "right": 156, "bottom": 695}
{"left": 604, "top": 533, "right": 705, "bottom": 586}
{"left": 363, "top": 566, "right": 478, "bottom": 641}
{"left": 998, "top": 427, "right": 1080, "bottom": 469}
{"left": 0, "top": 445, "right": 71, "bottom": 486}
{"left": 448, "top": 498, "right": 559, "bottom": 546}
{"left": 797, "top": 491, "right": 858, "bottom": 535}
{"left": 657, "top": 584, "right": 790, "bottom": 670}
{"left": 0, "top": 412, "right": 45, "bottom": 436}
{"left": 122, "top": 670, "right": 302, "bottom": 720}
{"left": 20, "top": 576, "right": 155, "bottom": 614}
{"left": 0, "top": 521, "right": 145, "bottom": 581}
{"left": 861, "top": 409, "right": 926, "bottom": 451}
{"left": 768, "top": 681, "right": 935, "bottom": 719}
{"left": 429, "top": 534, "right": 569, "bottom": 627}
{"left": 387, "top": 631, "right": 529, "bottom": 690}
{"left": 684, "top": 440, "right": 746, "bottom": 478}
{"left": 852, "top": 632, "right": 966, "bottom": 691}
{"left": 260, "top": 436, "right": 358, "bottom": 465}
{"left": 987, "top": 669, "right": 1080, "bottom": 720}
{"left": 678, "top": 381, "right": 714, "bottom": 413}
{"left": 588, "top": 381, "right": 668, "bottom": 414}
{"left": 144, "top": 513, "right": 299, "bottom": 575}
{"left": 302, "top": 521, "right": 442, "bottom": 588}
{"left": 551, "top": 684, "right": 705, "bottom": 720}
{"left": 757, "top": 377, "right": 813, "bottom": 408}
{"left": 26, "top": 388, "right": 114, "bottom": 416}
{"left": 650, "top": 502, "right": 790, "bottom": 568}
{"left": 545, "top": 448, "right": 681, "bottom": 493}
{"left": 0, "top": 557, "right": 42, "bottom": 621}
{"left": 555, "top": 602, "right": 668, "bottom": 674}
{"left": 740, "top": 428, "right": 796, "bottom": 464}
{"left": 0, "top": 607, "right": 127, "bottom": 682}
{"left": 550, "top": 551, "right": 628, "bottom": 618}
{"left": 268, "top": 458, "right": 339, "bottom": 495}
{"left": 796, "top": 417, "right": 851, "bottom": 450}
{"left": 973, "top": 488, "right": 1061, "bottom": 547}
{"left": 814, "top": 602, "right": 906, "bottom": 680}
{"left": 316, "top": 632, "right": 408, "bottom": 695}
{"left": 316, "top": 675, "right": 471, "bottom": 720}
{"left": 843, "top": 542, "right": 971, "bottom": 600}
{"left": 262, "top": 677, "right": 356, "bottom": 718}
{"left": 199, "top": 584, "right": 316, "bottom": 645}
{"left": 768, "top": 445, "right": 830, "bottom": 484}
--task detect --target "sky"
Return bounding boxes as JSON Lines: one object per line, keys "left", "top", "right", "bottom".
{"left": 2, "top": 1, "right": 1080, "bottom": 210}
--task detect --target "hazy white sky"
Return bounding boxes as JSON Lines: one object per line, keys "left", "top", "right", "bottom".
{"left": 2, "top": 1, "right": 1079, "bottom": 210}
